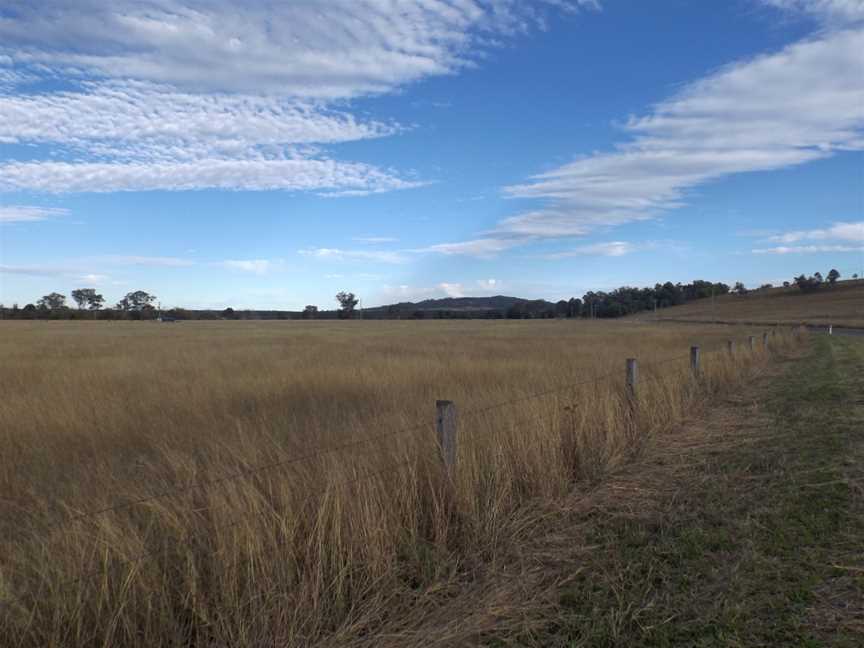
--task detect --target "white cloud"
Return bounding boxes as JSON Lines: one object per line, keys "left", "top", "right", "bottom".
{"left": 416, "top": 237, "right": 525, "bottom": 257}
{"left": 752, "top": 244, "right": 864, "bottom": 254}
{"left": 298, "top": 247, "right": 409, "bottom": 264}
{"left": 0, "top": 264, "right": 111, "bottom": 284}
{"left": 0, "top": 1, "right": 595, "bottom": 97}
{"left": 377, "top": 282, "right": 469, "bottom": 302}
{"left": 0, "top": 81, "right": 395, "bottom": 153}
{"left": 769, "top": 221, "right": 864, "bottom": 243}
{"left": 0, "top": 158, "right": 422, "bottom": 194}
{"left": 375, "top": 278, "right": 515, "bottom": 303}
{"left": 502, "top": 28, "right": 864, "bottom": 242}
{"left": 762, "top": 0, "right": 864, "bottom": 25}
{"left": 219, "top": 259, "right": 278, "bottom": 275}
{"left": 96, "top": 255, "right": 195, "bottom": 267}
{"left": 543, "top": 241, "right": 639, "bottom": 259}
{"left": 0, "top": 1, "right": 594, "bottom": 194}
{"left": 0, "top": 78, "right": 417, "bottom": 194}
{"left": 0, "top": 205, "right": 69, "bottom": 222}
{"left": 0, "top": 264, "right": 71, "bottom": 277}
{"left": 439, "top": 282, "right": 465, "bottom": 298}
{"left": 76, "top": 273, "right": 110, "bottom": 284}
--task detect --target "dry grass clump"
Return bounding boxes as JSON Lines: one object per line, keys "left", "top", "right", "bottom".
{"left": 0, "top": 319, "right": 800, "bottom": 646}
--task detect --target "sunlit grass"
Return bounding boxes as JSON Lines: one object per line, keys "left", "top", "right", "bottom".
{"left": 0, "top": 319, "right": 800, "bottom": 646}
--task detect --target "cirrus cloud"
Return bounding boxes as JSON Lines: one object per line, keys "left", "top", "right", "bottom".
{"left": 0, "top": 205, "right": 69, "bottom": 222}
{"left": 768, "top": 220, "right": 864, "bottom": 243}
{"left": 752, "top": 244, "right": 864, "bottom": 254}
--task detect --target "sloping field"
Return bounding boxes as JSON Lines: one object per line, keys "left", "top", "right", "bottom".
{"left": 0, "top": 319, "right": 795, "bottom": 647}
{"left": 636, "top": 279, "right": 864, "bottom": 328}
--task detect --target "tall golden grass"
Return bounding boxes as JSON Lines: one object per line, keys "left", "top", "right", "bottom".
{"left": 0, "top": 319, "right": 800, "bottom": 646}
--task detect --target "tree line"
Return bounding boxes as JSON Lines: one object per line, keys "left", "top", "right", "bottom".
{"left": 0, "top": 270, "right": 855, "bottom": 321}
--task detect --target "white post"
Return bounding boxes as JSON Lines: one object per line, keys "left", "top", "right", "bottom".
{"left": 435, "top": 400, "right": 457, "bottom": 475}
{"left": 828, "top": 325, "right": 833, "bottom": 336}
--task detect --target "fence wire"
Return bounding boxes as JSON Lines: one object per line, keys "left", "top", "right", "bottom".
{"left": 10, "top": 332, "right": 781, "bottom": 591}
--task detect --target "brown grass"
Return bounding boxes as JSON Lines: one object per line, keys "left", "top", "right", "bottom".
{"left": 0, "top": 319, "right": 800, "bottom": 646}
{"left": 634, "top": 278, "right": 864, "bottom": 327}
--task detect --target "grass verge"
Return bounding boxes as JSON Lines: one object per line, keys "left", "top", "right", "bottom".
{"left": 501, "top": 335, "right": 864, "bottom": 647}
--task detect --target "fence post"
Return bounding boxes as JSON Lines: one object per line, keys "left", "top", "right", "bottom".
{"left": 690, "top": 345, "right": 701, "bottom": 376}
{"left": 762, "top": 331, "right": 769, "bottom": 349}
{"left": 626, "top": 358, "right": 638, "bottom": 404}
{"left": 435, "top": 400, "right": 457, "bottom": 475}
{"left": 748, "top": 335, "right": 755, "bottom": 351}
{"left": 828, "top": 324, "right": 833, "bottom": 336}
{"left": 727, "top": 340, "right": 735, "bottom": 355}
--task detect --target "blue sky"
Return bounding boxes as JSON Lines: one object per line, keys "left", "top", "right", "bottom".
{"left": 0, "top": 0, "right": 862, "bottom": 310}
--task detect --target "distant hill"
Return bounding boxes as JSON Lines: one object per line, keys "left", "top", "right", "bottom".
{"left": 365, "top": 295, "right": 557, "bottom": 315}
{"left": 632, "top": 279, "right": 864, "bottom": 328}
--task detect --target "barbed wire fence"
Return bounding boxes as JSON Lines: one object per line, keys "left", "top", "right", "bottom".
{"left": 16, "top": 327, "right": 796, "bottom": 593}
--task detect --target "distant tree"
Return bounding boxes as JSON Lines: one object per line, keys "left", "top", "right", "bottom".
{"left": 814, "top": 271, "right": 823, "bottom": 283}
{"left": 506, "top": 302, "right": 527, "bottom": 319}
{"left": 783, "top": 281, "right": 791, "bottom": 288}
{"left": 827, "top": 269, "right": 840, "bottom": 284}
{"left": 221, "top": 307, "right": 236, "bottom": 319}
{"left": 567, "top": 297, "right": 582, "bottom": 318}
{"left": 117, "top": 290, "right": 156, "bottom": 312}
{"left": 302, "top": 305, "right": 318, "bottom": 319}
{"left": 733, "top": 282, "right": 748, "bottom": 296}
{"left": 22, "top": 303, "right": 37, "bottom": 319}
{"left": 794, "top": 274, "right": 822, "bottom": 293}
{"left": 759, "top": 283, "right": 773, "bottom": 291}
{"left": 854, "top": 274, "right": 860, "bottom": 279}
{"left": 335, "top": 292, "right": 359, "bottom": 319}
{"left": 37, "top": 292, "right": 66, "bottom": 310}
{"left": 71, "top": 288, "right": 104, "bottom": 311}
{"left": 166, "top": 307, "right": 191, "bottom": 320}
{"left": 555, "top": 300, "right": 569, "bottom": 318}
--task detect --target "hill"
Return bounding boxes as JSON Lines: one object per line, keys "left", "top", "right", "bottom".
{"left": 636, "top": 279, "right": 864, "bottom": 328}
{"left": 365, "top": 295, "right": 558, "bottom": 317}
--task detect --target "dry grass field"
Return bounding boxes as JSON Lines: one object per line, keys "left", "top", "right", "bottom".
{"left": 637, "top": 278, "right": 864, "bottom": 327}
{"left": 0, "top": 319, "right": 799, "bottom": 647}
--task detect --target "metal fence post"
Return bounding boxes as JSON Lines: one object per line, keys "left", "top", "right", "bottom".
{"left": 436, "top": 400, "right": 457, "bottom": 475}
{"left": 690, "top": 345, "right": 701, "bottom": 376}
{"left": 762, "top": 331, "right": 769, "bottom": 349}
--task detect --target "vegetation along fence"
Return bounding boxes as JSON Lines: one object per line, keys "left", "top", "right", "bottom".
{"left": 29, "top": 326, "right": 794, "bottom": 596}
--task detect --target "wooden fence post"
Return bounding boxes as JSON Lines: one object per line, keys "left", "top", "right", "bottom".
{"left": 727, "top": 340, "right": 735, "bottom": 355}
{"left": 435, "top": 400, "right": 457, "bottom": 475}
{"left": 748, "top": 335, "right": 755, "bottom": 351}
{"left": 690, "top": 345, "right": 701, "bottom": 376}
{"left": 762, "top": 331, "right": 769, "bottom": 349}
{"left": 626, "top": 358, "right": 638, "bottom": 404}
